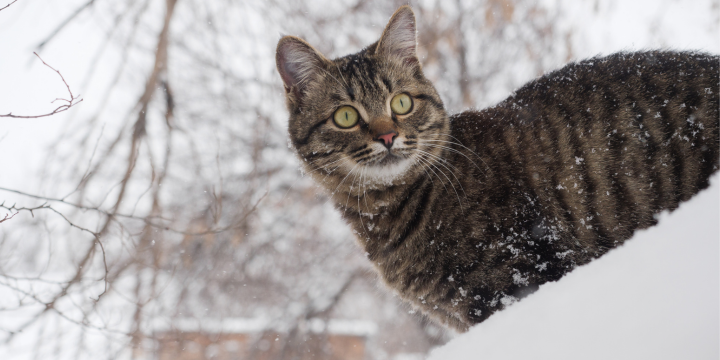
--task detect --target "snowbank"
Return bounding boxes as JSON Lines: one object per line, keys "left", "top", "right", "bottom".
{"left": 429, "top": 174, "right": 719, "bottom": 360}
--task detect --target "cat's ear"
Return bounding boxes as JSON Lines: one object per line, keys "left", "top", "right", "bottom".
{"left": 276, "top": 36, "right": 330, "bottom": 106}
{"left": 376, "top": 5, "right": 418, "bottom": 65}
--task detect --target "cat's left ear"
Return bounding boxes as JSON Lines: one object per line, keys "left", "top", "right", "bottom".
{"left": 376, "top": 5, "right": 418, "bottom": 66}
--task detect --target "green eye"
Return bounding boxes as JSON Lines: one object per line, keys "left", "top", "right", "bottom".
{"left": 390, "top": 93, "right": 413, "bottom": 115}
{"left": 333, "top": 106, "right": 359, "bottom": 128}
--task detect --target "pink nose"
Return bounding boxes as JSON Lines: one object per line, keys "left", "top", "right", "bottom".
{"left": 377, "top": 132, "right": 397, "bottom": 147}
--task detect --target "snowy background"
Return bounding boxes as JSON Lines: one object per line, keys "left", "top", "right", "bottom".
{"left": 0, "top": 0, "right": 718, "bottom": 359}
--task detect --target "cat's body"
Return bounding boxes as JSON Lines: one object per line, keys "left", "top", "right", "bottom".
{"left": 276, "top": 6, "right": 719, "bottom": 332}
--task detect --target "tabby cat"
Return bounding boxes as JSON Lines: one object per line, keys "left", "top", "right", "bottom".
{"left": 275, "top": 5, "right": 719, "bottom": 332}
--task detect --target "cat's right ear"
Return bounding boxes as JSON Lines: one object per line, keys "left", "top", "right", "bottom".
{"left": 276, "top": 36, "right": 329, "bottom": 107}
{"left": 376, "top": 5, "right": 418, "bottom": 66}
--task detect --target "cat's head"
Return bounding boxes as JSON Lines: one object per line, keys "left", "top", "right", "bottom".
{"left": 276, "top": 6, "right": 448, "bottom": 190}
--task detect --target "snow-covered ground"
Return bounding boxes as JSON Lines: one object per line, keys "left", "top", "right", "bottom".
{"left": 429, "top": 174, "right": 719, "bottom": 360}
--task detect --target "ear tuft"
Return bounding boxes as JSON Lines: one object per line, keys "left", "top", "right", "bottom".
{"left": 377, "top": 5, "right": 418, "bottom": 65}
{"left": 276, "top": 36, "right": 328, "bottom": 105}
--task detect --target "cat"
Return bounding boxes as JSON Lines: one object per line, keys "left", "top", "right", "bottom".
{"left": 275, "top": 5, "right": 720, "bottom": 332}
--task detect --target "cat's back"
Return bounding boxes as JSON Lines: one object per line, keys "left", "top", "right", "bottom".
{"left": 525, "top": 51, "right": 717, "bottom": 131}
{"left": 458, "top": 51, "right": 719, "bottom": 135}
{"left": 451, "top": 50, "right": 718, "bottom": 258}
{"left": 456, "top": 50, "right": 719, "bottom": 187}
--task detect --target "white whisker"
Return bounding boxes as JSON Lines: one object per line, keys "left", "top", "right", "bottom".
{"left": 325, "top": 163, "right": 360, "bottom": 207}
{"left": 425, "top": 134, "right": 491, "bottom": 173}
{"left": 413, "top": 154, "right": 436, "bottom": 187}
{"left": 345, "top": 166, "right": 362, "bottom": 213}
{"left": 422, "top": 142, "right": 486, "bottom": 177}
{"left": 416, "top": 153, "right": 464, "bottom": 213}
{"left": 415, "top": 154, "right": 453, "bottom": 204}
{"left": 334, "top": 62, "right": 350, "bottom": 88}
{"left": 415, "top": 149, "right": 467, "bottom": 199}
{"left": 311, "top": 63, "right": 345, "bottom": 90}
{"left": 357, "top": 167, "right": 373, "bottom": 242}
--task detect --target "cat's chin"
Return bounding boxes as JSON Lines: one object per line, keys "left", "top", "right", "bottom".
{"left": 375, "top": 153, "right": 404, "bottom": 166}
{"left": 360, "top": 155, "right": 414, "bottom": 186}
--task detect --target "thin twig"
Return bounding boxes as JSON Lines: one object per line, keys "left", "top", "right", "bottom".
{"left": 0, "top": 0, "right": 17, "bottom": 12}
{"left": 0, "top": 280, "right": 129, "bottom": 339}
{"left": 0, "top": 202, "right": 109, "bottom": 302}
{"left": 0, "top": 202, "right": 110, "bottom": 342}
{"left": 0, "top": 202, "right": 98, "bottom": 238}
{"left": 0, "top": 187, "right": 166, "bottom": 222}
{"left": 0, "top": 187, "right": 268, "bottom": 236}
{"left": 0, "top": 52, "right": 83, "bottom": 119}
{"left": 0, "top": 212, "right": 18, "bottom": 223}
{"left": 90, "top": 238, "right": 109, "bottom": 301}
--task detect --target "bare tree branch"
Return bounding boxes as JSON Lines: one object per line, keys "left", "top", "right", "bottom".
{"left": 0, "top": 52, "right": 83, "bottom": 119}
{"left": 0, "top": 201, "right": 109, "bottom": 342}
{"left": 0, "top": 186, "right": 266, "bottom": 235}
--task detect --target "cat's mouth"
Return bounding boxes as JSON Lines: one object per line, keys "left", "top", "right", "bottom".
{"left": 375, "top": 153, "right": 403, "bottom": 166}
{"left": 360, "top": 151, "right": 405, "bottom": 167}
{"left": 355, "top": 150, "right": 414, "bottom": 183}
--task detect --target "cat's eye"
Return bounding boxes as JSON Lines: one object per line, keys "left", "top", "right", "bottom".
{"left": 333, "top": 106, "right": 359, "bottom": 128}
{"left": 390, "top": 93, "right": 413, "bottom": 115}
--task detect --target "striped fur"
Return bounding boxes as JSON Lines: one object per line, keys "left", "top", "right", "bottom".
{"left": 276, "top": 6, "right": 720, "bottom": 332}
